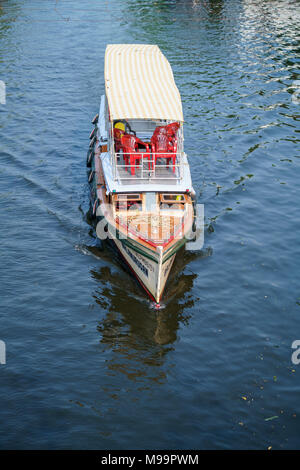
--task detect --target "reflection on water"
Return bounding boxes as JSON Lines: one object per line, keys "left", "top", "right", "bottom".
{"left": 123, "top": 0, "right": 226, "bottom": 43}
{"left": 90, "top": 247, "right": 198, "bottom": 333}
{"left": 86, "top": 242, "right": 202, "bottom": 384}
{"left": 96, "top": 305, "right": 175, "bottom": 383}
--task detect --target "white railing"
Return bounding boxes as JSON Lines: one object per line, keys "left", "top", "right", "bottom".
{"left": 112, "top": 150, "right": 184, "bottom": 182}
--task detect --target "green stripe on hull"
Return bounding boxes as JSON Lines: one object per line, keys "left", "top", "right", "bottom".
{"left": 106, "top": 221, "right": 187, "bottom": 265}
{"left": 163, "top": 238, "right": 187, "bottom": 263}
{"left": 121, "top": 238, "right": 158, "bottom": 263}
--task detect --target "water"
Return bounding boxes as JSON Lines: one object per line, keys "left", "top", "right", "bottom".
{"left": 0, "top": 0, "right": 299, "bottom": 449}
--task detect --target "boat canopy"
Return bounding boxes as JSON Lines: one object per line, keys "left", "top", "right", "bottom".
{"left": 104, "top": 44, "right": 184, "bottom": 122}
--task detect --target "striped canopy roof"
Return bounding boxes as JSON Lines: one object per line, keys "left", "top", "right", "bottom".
{"left": 104, "top": 44, "right": 184, "bottom": 122}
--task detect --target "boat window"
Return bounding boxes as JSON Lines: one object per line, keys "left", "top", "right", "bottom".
{"left": 159, "top": 194, "right": 185, "bottom": 211}
{"left": 160, "top": 194, "right": 185, "bottom": 203}
{"left": 117, "top": 194, "right": 141, "bottom": 201}
{"left": 114, "top": 193, "right": 142, "bottom": 212}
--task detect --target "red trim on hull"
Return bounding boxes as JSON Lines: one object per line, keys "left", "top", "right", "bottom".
{"left": 116, "top": 216, "right": 186, "bottom": 249}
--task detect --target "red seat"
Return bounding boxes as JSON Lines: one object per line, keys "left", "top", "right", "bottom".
{"left": 113, "top": 128, "right": 125, "bottom": 153}
{"left": 121, "top": 134, "right": 151, "bottom": 176}
{"left": 166, "top": 122, "right": 180, "bottom": 140}
{"left": 152, "top": 122, "right": 180, "bottom": 139}
{"left": 152, "top": 126, "right": 167, "bottom": 137}
{"left": 151, "top": 127, "right": 178, "bottom": 173}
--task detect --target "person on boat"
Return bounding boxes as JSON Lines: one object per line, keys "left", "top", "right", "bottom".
{"left": 114, "top": 120, "right": 136, "bottom": 135}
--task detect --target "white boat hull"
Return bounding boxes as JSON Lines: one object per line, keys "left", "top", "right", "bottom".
{"left": 114, "top": 237, "right": 176, "bottom": 303}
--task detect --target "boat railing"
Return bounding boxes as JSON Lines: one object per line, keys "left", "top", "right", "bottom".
{"left": 111, "top": 150, "right": 185, "bottom": 182}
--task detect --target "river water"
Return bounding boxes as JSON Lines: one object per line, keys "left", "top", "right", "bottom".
{"left": 0, "top": 0, "right": 299, "bottom": 450}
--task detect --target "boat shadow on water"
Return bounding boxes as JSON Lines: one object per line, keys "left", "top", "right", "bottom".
{"left": 89, "top": 245, "right": 200, "bottom": 383}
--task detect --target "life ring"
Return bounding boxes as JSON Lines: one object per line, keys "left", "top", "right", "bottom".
{"left": 92, "top": 113, "right": 99, "bottom": 125}
{"left": 93, "top": 198, "right": 99, "bottom": 216}
{"left": 89, "top": 136, "right": 96, "bottom": 148}
{"left": 86, "top": 149, "right": 94, "bottom": 167}
{"left": 192, "top": 197, "right": 197, "bottom": 233}
{"left": 93, "top": 198, "right": 103, "bottom": 217}
{"left": 88, "top": 169, "right": 95, "bottom": 184}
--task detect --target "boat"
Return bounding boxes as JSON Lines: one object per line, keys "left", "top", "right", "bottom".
{"left": 87, "top": 44, "right": 195, "bottom": 306}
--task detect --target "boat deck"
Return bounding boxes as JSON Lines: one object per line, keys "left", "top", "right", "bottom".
{"left": 100, "top": 150, "right": 193, "bottom": 194}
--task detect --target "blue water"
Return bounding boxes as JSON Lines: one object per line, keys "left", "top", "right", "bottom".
{"left": 0, "top": 0, "right": 300, "bottom": 449}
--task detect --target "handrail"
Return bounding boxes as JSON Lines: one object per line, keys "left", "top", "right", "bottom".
{"left": 112, "top": 150, "right": 184, "bottom": 181}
